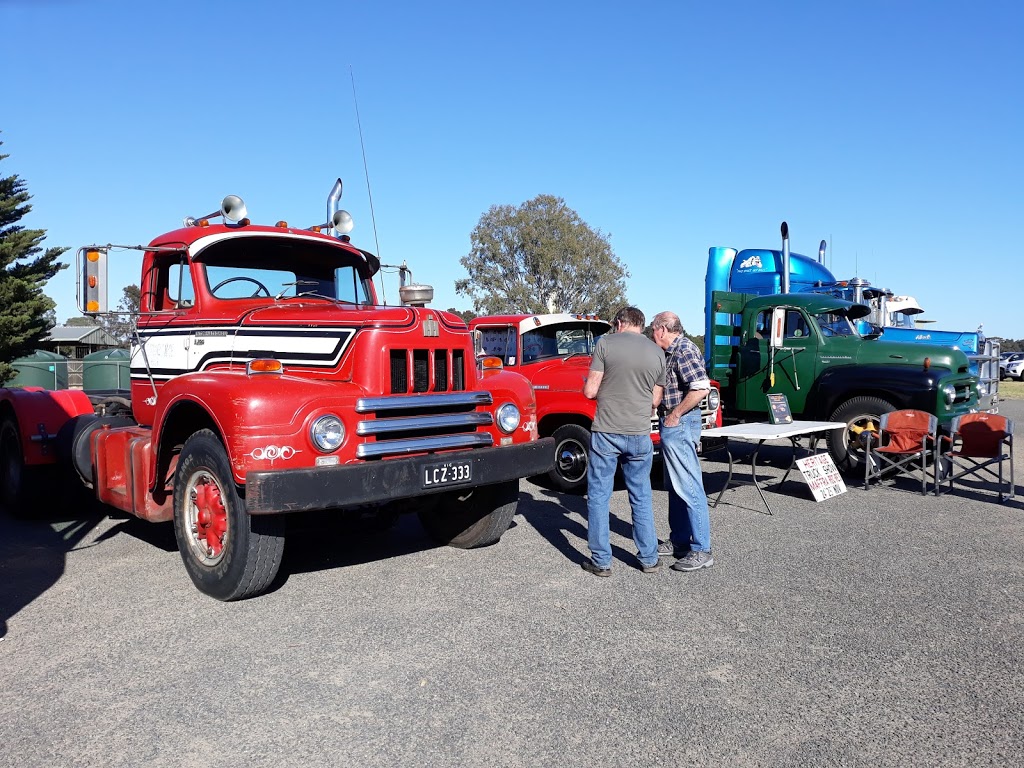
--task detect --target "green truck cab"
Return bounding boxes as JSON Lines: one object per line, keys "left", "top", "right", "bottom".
{"left": 709, "top": 291, "right": 980, "bottom": 473}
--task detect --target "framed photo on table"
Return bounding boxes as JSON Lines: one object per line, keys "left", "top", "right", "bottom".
{"left": 767, "top": 393, "right": 793, "bottom": 425}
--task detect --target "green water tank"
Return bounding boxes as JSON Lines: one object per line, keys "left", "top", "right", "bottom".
{"left": 82, "top": 348, "right": 131, "bottom": 393}
{"left": 9, "top": 349, "right": 69, "bottom": 390}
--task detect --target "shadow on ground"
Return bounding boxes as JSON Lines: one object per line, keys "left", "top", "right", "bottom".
{"left": 0, "top": 508, "right": 106, "bottom": 638}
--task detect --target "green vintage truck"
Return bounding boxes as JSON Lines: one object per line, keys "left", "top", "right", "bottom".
{"left": 707, "top": 291, "right": 980, "bottom": 474}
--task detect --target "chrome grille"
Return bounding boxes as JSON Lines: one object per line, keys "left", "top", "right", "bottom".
{"left": 355, "top": 391, "right": 494, "bottom": 459}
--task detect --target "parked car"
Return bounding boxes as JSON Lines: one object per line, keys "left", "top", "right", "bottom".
{"left": 1000, "top": 352, "right": 1024, "bottom": 380}
{"left": 1004, "top": 354, "right": 1024, "bottom": 381}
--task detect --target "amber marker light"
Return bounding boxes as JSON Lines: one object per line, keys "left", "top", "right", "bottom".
{"left": 276, "top": 221, "right": 289, "bottom": 228}
{"left": 87, "top": 249, "right": 100, "bottom": 262}
{"left": 923, "top": 357, "right": 931, "bottom": 370}
{"left": 247, "top": 359, "right": 284, "bottom": 375}
{"left": 86, "top": 300, "right": 100, "bottom": 312}
{"left": 480, "top": 356, "right": 503, "bottom": 370}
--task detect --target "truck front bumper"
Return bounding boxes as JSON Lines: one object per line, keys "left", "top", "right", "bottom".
{"left": 244, "top": 438, "right": 555, "bottom": 515}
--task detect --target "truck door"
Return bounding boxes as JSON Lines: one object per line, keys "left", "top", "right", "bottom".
{"left": 738, "top": 308, "right": 819, "bottom": 415}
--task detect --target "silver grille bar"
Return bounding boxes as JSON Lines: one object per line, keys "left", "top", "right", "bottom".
{"left": 356, "top": 391, "right": 492, "bottom": 413}
{"left": 356, "top": 433, "right": 493, "bottom": 459}
{"left": 357, "top": 412, "right": 493, "bottom": 436}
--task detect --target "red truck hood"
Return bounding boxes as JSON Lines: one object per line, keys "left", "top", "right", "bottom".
{"left": 521, "top": 355, "right": 592, "bottom": 392}
{"left": 240, "top": 302, "right": 421, "bottom": 328}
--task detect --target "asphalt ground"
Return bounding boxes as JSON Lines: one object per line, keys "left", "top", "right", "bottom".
{"left": 2, "top": 400, "right": 1022, "bottom": 767}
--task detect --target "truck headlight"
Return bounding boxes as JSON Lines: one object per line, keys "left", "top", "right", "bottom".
{"left": 311, "top": 414, "right": 345, "bottom": 452}
{"left": 942, "top": 384, "right": 956, "bottom": 405}
{"left": 706, "top": 388, "right": 721, "bottom": 412}
{"left": 496, "top": 403, "right": 521, "bottom": 434}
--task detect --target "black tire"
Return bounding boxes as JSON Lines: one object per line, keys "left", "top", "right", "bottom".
{"left": 418, "top": 480, "right": 518, "bottom": 548}
{"left": 173, "top": 429, "right": 285, "bottom": 601}
{"left": 0, "top": 418, "right": 50, "bottom": 518}
{"left": 547, "top": 424, "right": 591, "bottom": 493}
{"left": 827, "top": 396, "right": 896, "bottom": 476}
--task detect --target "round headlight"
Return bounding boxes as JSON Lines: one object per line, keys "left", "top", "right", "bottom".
{"left": 942, "top": 383, "right": 956, "bottom": 405}
{"left": 706, "top": 388, "right": 721, "bottom": 413}
{"left": 311, "top": 414, "right": 345, "bottom": 452}
{"left": 496, "top": 403, "right": 521, "bottom": 434}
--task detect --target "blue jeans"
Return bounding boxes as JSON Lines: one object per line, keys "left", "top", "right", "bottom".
{"left": 660, "top": 409, "right": 711, "bottom": 553}
{"left": 586, "top": 431, "right": 659, "bottom": 568}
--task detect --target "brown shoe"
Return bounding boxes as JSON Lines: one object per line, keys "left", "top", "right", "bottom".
{"left": 581, "top": 560, "right": 611, "bottom": 577}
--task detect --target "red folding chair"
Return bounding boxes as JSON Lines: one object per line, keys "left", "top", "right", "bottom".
{"left": 937, "top": 413, "right": 1015, "bottom": 502}
{"left": 864, "top": 409, "right": 938, "bottom": 495}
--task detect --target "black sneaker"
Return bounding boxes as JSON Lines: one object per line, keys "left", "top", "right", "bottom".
{"left": 671, "top": 550, "right": 714, "bottom": 572}
{"left": 640, "top": 559, "right": 662, "bottom": 574}
{"left": 657, "top": 540, "right": 683, "bottom": 558}
{"left": 581, "top": 560, "right": 611, "bottom": 577}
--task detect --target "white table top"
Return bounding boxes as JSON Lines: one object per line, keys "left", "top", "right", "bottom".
{"left": 701, "top": 420, "right": 847, "bottom": 440}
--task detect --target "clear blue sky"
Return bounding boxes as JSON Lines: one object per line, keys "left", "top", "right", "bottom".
{"left": 4, "top": 0, "right": 1022, "bottom": 338}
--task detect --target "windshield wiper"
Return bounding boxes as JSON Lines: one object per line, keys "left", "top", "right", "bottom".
{"left": 275, "top": 280, "right": 340, "bottom": 302}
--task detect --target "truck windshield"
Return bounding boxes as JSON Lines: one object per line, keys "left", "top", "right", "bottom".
{"left": 814, "top": 312, "right": 859, "bottom": 338}
{"left": 196, "top": 238, "right": 372, "bottom": 304}
{"left": 522, "top": 323, "right": 605, "bottom": 363}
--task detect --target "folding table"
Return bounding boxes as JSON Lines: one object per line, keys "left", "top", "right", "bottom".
{"left": 700, "top": 421, "right": 847, "bottom": 514}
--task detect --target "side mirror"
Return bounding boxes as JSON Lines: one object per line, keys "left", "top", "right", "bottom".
{"left": 77, "top": 247, "right": 108, "bottom": 315}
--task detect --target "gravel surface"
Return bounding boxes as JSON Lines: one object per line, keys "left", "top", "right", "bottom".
{"left": 2, "top": 400, "right": 1022, "bottom": 767}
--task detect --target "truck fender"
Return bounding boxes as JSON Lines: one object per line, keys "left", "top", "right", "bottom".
{"left": 0, "top": 387, "right": 95, "bottom": 467}
{"left": 810, "top": 365, "right": 943, "bottom": 420}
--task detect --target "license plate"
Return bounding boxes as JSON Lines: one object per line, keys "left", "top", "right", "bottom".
{"left": 423, "top": 460, "right": 472, "bottom": 488}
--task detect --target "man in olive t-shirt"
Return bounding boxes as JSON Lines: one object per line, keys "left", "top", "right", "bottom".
{"left": 581, "top": 306, "right": 666, "bottom": 576}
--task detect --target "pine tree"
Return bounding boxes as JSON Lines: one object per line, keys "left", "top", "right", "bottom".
{"left": 0, "top": 136, "right": 68, "bottom": 384}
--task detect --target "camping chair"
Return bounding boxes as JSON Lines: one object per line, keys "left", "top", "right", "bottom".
{"left": 936, "top": 413, "right": 1015, "bottom": 502}
{"left": 863, "top": 409, "right": 938, "bottom": 494}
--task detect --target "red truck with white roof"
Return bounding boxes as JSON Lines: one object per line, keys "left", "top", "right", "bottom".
{"left": 0, "top": 182, "right": 552, "bottom": 600}
{"left": 468, "top": 313, "right": 721, "bottom": 493}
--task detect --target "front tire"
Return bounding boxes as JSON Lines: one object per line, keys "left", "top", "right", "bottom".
{"left": 418, "top": 480, "right": 518, "bottom": 548}
{"left": 173, "top": 429, "right": 285, "bottom": 601}
{"left": 547, "top": 424, "right": 591, "bottom": 493}
{"left": 827, "top": 396, "right": 896, "bottom": 476}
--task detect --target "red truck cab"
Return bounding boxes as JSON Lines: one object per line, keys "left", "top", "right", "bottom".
{"left": 0, "top": 188, "right": 553, "bottom": 600}
{"left": 469, "top": 313, "right": 721, "bottom": 493}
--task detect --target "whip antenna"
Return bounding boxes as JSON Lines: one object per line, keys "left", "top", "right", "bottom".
{"left": 350, "top": 66, "right": 385, "bottom": 300}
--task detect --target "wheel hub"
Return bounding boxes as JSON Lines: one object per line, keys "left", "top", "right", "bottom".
{"left": 187, "top": 472, "right": 228, "bottom": 564}
{"left": 555, "top": 439, "right": 588, "bottom": 483}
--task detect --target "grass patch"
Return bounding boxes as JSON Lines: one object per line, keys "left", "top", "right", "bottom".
{"left": 1000, "top": 379, "right": 1024, "bottom": 399}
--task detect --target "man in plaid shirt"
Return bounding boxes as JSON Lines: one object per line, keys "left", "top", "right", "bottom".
{"left": 651, "top": 311, "right": 714, "bottom": 571}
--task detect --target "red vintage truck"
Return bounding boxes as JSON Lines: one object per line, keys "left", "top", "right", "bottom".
{"left": 0, "top": 183, "right": 553, "bottom": 600}
{"left": 468, "top": 313, "right": 722, "bottom": 493}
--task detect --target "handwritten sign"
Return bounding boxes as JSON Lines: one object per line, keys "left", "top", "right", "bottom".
{"left": 795, "top": 453, "right": 847, "bottom": 501}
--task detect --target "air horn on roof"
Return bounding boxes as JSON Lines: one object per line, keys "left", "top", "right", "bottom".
{"left": 184, "top": 195, "right": 248, "bottom": 227}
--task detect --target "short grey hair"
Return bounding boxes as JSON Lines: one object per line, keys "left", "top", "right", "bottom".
{"left": 652, "top": 311, "right": 683, "bottom": 334}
